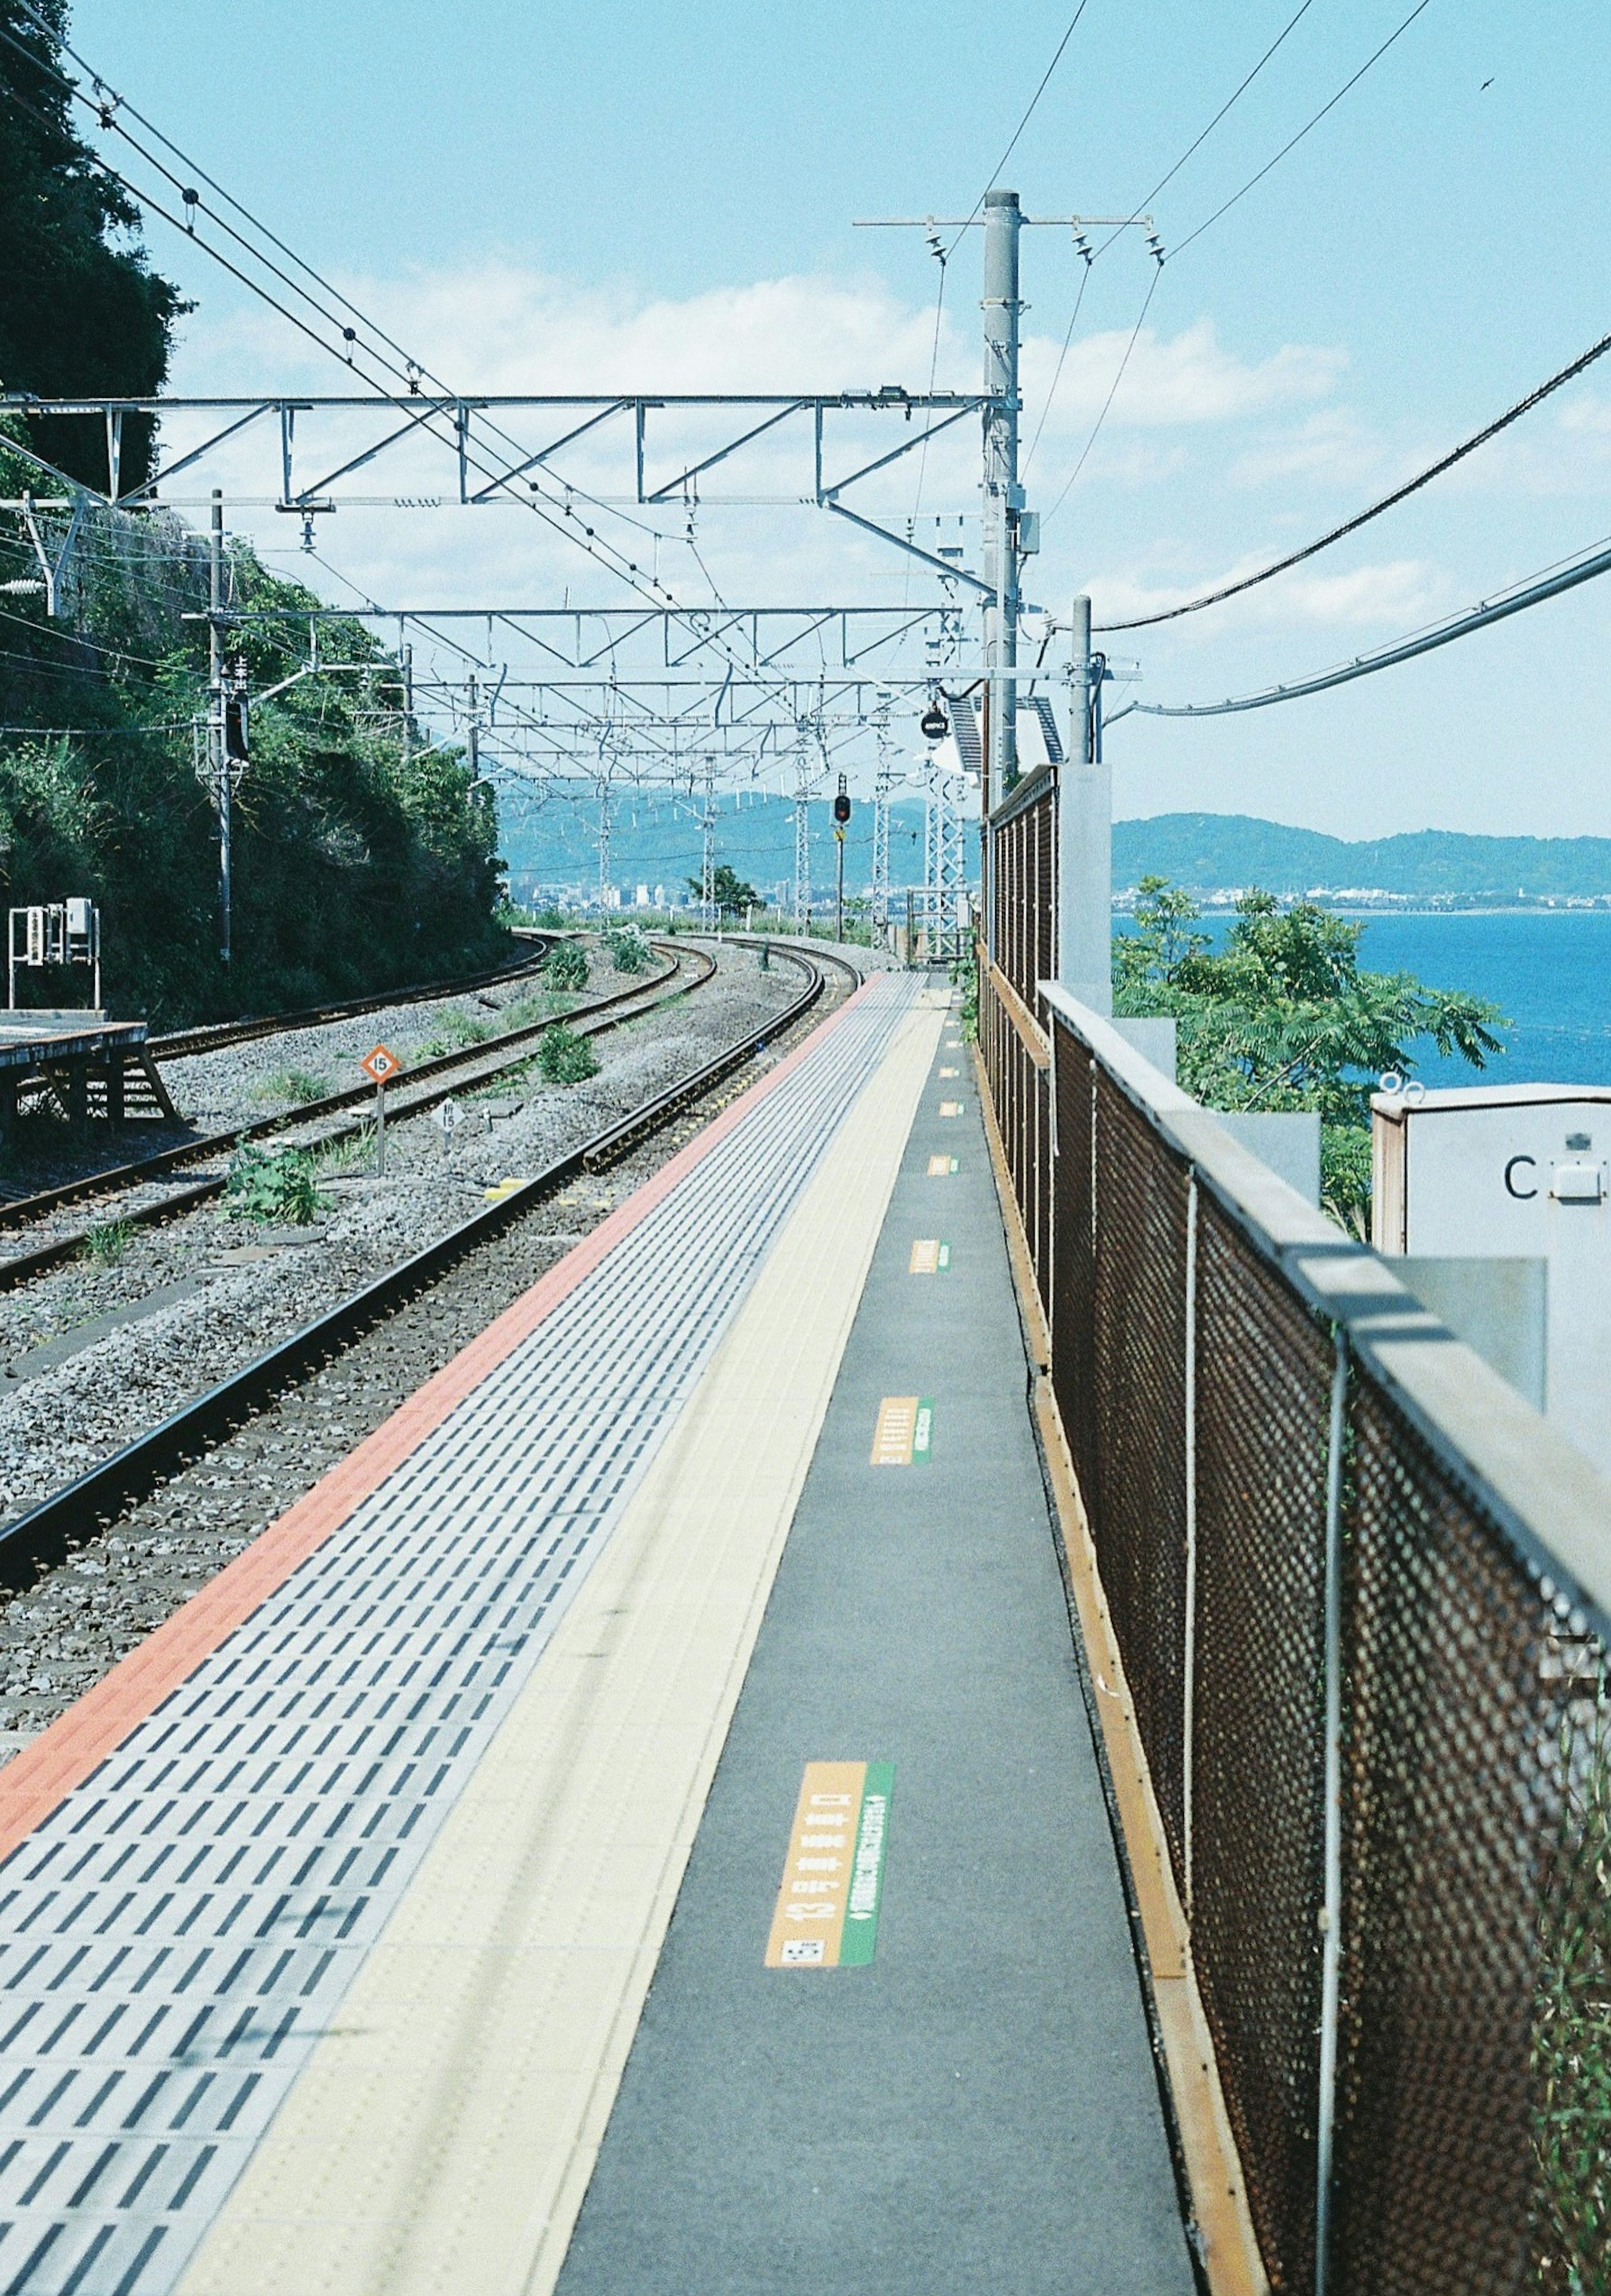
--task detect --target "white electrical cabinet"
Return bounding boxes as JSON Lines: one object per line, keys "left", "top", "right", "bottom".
{"left": 1373, "top": 1082, "right": 1611, "bottom": 1473}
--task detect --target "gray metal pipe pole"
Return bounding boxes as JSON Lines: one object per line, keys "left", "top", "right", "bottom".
{"left": 982, "top": 189, "right": 1022, "bottom": 817}
{"left": 1058, "top": 595, "right": 1112, "bottom": 1012}
{"left": 209, "top": 490, "right": 231, "bottom": 967}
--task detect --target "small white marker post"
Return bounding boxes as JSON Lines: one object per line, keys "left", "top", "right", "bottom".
{"left": 360, "top": 1044, "right": 400, "bottom": 1175}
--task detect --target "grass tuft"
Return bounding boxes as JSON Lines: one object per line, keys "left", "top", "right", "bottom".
{"left": 81, "top": 1217, "right": 136, "bottom": 1267}
{"left": 252, "top": 1067, "right": 332, "bottom": 1108}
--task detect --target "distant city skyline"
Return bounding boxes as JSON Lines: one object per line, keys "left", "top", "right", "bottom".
{"left": 71, "top": 0, "right": 1611, "bottom": 840}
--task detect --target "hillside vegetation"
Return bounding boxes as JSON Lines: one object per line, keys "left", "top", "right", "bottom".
{"left": 0, "top": 480, "right": 505, "bottom": 1024}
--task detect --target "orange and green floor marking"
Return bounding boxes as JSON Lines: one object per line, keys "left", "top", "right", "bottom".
{"left": 938, "top": 1100, "right": 963, "bottom": 1117}
{"left": 927, "top": 1153, "right": 959, "bottom": 1177}
{"left": 871, "top": 1395, "right": 933, "bottom": 1465}
{"left": 908, "top": 1238, "right": 950, "bottom": 1274}
{"left": 764, "top": 1760, "right": 895, "bottom": 1968}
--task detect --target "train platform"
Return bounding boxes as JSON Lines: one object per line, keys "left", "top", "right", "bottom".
{"left": 0, "top": 969, "right": 1192, "bottom": 2296}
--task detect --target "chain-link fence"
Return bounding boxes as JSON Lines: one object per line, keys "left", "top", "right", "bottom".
{"left": 982, "top": 955, "right": 1611, "bottom": 2293}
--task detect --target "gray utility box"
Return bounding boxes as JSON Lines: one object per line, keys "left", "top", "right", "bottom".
{"left": 1373, "top": 1082, "right": 1611, "bottom": 1472}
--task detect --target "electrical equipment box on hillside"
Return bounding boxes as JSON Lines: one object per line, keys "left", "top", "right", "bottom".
{"left": 1373, "top": 1080, "right": 1611, "bottom": 1474}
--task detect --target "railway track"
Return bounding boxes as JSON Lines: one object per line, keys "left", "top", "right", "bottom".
{"left": 0, "top": 942, "right": 861, "bottom": 1597}
{"left": 0, "top": 941, "right": 709, "bottom": 1288}
{"left": 143, "top": 930, "right": 555, "bottom": 1062}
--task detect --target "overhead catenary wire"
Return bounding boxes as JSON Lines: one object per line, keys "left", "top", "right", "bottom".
{"left": 1040, "top": 265, "right": 1162, "bottom": 527}
{"left": 0, "top": 15, "right": 758, "bottom": 684}
{"left": 1098, "top": 319, "right": 1611, "bottom": 631}
{"left": 1110, "top": 528, "right": 1611, "bottom": 719}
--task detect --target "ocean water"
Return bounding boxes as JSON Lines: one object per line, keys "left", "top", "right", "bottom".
{"left": 1173, "top": 909, "right": 1611, "bottom": 1091}
{"left": 1348, "top": 911, "right": 1611, "bottom": 1091}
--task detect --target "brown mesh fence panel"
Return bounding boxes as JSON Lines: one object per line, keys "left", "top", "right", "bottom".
{"left": 991, "top": 791, "right": 1055, "bottom": 1004}
{"left": 988, "top": 986, "right": 1611, "bottom": 2287}
{"left": 1050, "top": 1018, "right": 1098, "bottom": 1520}
{"left": 1192, "top": 1189, "right": 1332, "bottom": 2291}
{"left": 1332, "top": 1378, "right": 1603, "bottom": 2294}
{"left": 1032, "top": 1059, "right": 1053, "bottom": 1316}
{"left": 1088, "top": 1068, "right": 1191, "bottom": 1885}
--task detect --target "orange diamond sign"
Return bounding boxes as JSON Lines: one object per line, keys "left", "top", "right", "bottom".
{"left": 360, "top": 1043, "right": 401, "bottom": 1085}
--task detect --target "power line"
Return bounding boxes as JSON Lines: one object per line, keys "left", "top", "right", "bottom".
{"left": 1035, "top": 0, "right": 1435, "bottom": 528}
{"left": 1098, "top": 322, "right": 1611, "bottom": 631}
{"left": 1111, "top": 529, "right": 1611, "bottom": 718}
{"left": 1022, "top": 255, "right": 1092, "bottom": 477}
{"left": 1168, "top": 0, "right": 1436, "bottom": 264}
{"left": 1040, "top": 265, "right": 1162, "bottom": 527}
{"left": 1092, "top": 0, "right": 1320, "bottom": 263}
{"left": 945, "top": 0, "right": 1093, "bottom": 257}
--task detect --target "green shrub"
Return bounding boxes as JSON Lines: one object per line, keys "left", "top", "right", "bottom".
{"left": 536, "top": 1024, "right": 600, "bottom": 1086}
{"left": 544, "top": 942, "right": 589, "bottom": 992}
{"left": 604, "top": 924, "right": 652, "bottom": 975}
{"left": 225, "top": 1143, "right": 326, "bottom": 1224}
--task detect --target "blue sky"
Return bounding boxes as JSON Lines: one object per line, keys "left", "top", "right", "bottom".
{"left": 68, "top": 0, "right": 1611, "bottom": 839}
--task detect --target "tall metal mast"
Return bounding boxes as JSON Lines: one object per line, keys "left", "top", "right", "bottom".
{"left": 981, "top": 190, "right": 1022, "bottom": 816}
{"left": 208, "top": 490, "right": 230, "bottom": 966}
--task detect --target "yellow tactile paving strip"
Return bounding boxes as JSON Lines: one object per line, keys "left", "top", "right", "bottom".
{"left": 175, "top": 991, "right": 946, "bottom": 2296}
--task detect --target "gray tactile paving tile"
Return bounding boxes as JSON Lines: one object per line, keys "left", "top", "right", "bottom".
{"left": 0, "top": 976, "right": 919, "bottom": 2296}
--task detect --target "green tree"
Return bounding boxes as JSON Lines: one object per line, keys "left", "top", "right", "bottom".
{"left": 1115, "top": 877, "right": 1505, "bottom": 1234}
{"left": 0, "top": 1, "right": 186, "bottom": 493}
{"left": 685, "top": 861, "right": 760, "bottom": 918}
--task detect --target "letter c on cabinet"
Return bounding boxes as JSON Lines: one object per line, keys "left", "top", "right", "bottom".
{"left": 1504, "top": 1154, "right": 1538, "bottom": 1201}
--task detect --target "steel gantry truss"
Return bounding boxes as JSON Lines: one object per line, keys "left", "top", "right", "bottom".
{"left": 1, "top": 391, "right": 1001, "bottom": 597}
{"left": 1, "top": 179, "right": 1120, "bottom": 958}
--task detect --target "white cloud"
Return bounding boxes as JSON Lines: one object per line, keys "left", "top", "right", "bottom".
{"left": 1021, "top": 317, "right": 1344, "bottom": 438}
{"left": 1090, "top": 557, "right": 1452, "bottom": 632}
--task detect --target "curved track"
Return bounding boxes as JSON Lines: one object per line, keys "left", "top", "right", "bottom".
{"left": 0, "top": 942, "right": 862, "bottom": 1589}
{"left": 0, "top": 942, "right": 710, "bottom": 1287}
{"left": 144, "top": 931, "right": 555, "bottom": 1062}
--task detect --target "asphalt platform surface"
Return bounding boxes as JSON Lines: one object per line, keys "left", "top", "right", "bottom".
{"left": 556, "top": 1007, "right": 1196, "bottom": 2295}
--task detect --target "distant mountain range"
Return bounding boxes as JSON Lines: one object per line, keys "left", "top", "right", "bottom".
{"left": 1113, "top": 814, "right": 1611, "bottom": 900}
{"left": 498, "top": 791, "right": 1611, "bottom": 906}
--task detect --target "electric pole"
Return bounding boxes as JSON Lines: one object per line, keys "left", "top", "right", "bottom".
{"left": 209, "top": 490, "right": 230, "bottom": 966}
{"left": 1058, "top": 595, "right": 1111, "bottom": 1012}
{"left": 982, "top": 189, "right": 1022, "bottom": 819}
{"left": 701, "top": 756, "right": 717, "bottom": 933}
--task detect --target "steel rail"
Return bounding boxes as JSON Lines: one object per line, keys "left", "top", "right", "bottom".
{"left": 146, "top": 932, "right": 555, "bottom": 1062}
{"left": 580, "top": 938, "right": 863, "bottom": 1170}
{"left": 0, "top": 946, "right": 711, "bottom": 1290}
{"left": 0, "top": 944, "right": 691, "bottom": 1245}
{"left": 0, "top": 943, "right": 850, "bottom": 1588}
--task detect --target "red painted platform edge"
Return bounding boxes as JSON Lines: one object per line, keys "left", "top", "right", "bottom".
{"left": 0, "top": 975, "right": 879, "bottom": 1866}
